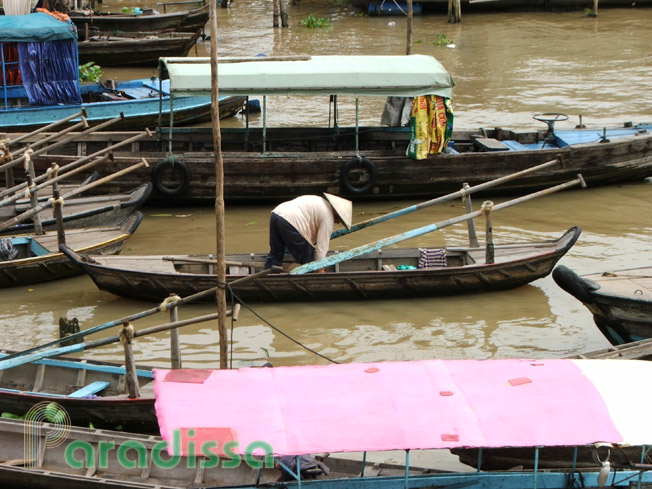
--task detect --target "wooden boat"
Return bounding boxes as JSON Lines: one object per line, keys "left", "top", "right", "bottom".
{"left": 0, "top": 13, "right": 244, "bottom": 132}
{"left": 60, "top": 227, "right": 581, "bottom": 303}
{"left": 16, "top": 55, "right": 652, "bottom": 204}
{"left": 78, "top": 30, "right": 203, "bottom": 67}
{"left": 552, "top": 264, "right": 652, "bottom": 346}
{"left": 0, "top": 182, "right": 151, "bottom": 235}
{"left": 69, "top": 3, "right": 209, "bottom": 39}
{"left": 3, "top": 357, "right": 652, "bottom": 488}
{"left": 0, "top": 211, "right": 142, "bottom": 288}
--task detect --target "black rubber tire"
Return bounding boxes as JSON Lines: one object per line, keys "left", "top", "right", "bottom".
{"left": 152, "top": 159, "right": 190, "bottom": 198}
{"left": 340, "top": 157, "right": 377, "bottom": 194}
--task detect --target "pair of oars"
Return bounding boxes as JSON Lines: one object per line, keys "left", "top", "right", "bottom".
{"left": 292, "top": 167, "right": 586, "bottom": 274}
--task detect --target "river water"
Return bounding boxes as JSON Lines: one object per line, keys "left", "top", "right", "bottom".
{"left": 1, "top": 3, "right": 651, "bottom": 370}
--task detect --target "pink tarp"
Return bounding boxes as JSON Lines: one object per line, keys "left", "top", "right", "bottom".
{"left": 153, "top": 359, "right": 652, "bottom": 456}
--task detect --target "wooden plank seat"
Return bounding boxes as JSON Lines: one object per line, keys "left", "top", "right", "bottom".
{"left": 473, "top": 138, "right": 511, "bottom": 152}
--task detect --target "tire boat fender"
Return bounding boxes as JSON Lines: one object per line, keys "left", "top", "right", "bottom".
{"left": 152, "top": 158, "right": 191, "bottom": 198}
{"left": 339, "top": 157, "right": 377, "bottom": 195}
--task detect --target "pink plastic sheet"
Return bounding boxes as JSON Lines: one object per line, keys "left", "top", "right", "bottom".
{"left": 153, "top": 359, "right": 651, "bottom": 456}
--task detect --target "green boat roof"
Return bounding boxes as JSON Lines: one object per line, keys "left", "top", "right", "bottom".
{"left": 0, "top": 13, "right": 77, "bottom": 42}
{"left": 159, "top": 55, "right": 455, "bottom": 98}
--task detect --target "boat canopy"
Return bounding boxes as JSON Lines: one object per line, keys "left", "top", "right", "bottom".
{"left": 158, "top": 55, "right": 455, "bottom": 98}
{"left": 0, "top": 13, "right": 78, "bottom": 42}
{"left": 154, "top": 358, "right": 652, "bottom": 457}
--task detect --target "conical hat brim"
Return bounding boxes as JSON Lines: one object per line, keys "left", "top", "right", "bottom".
{"left": 324, "top": 193, "right": 352, "bottom": 230}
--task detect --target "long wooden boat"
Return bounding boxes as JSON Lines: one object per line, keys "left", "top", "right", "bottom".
{"left": 0, "top": 14, "right": 243, "bottom": 132}
{"left": 78, "top": 30, "right": 202, "bottom": 67}
{"left": 3, "top": 358, "right": 652, "bottom": 488}
{"left": 16, "top": 55, "right": 652, "bottom": 204}
{"left": 0, "top": 211, "right": 142, "bottom": 288}
{"left": 552, "top": 264, "right": 652, "bottom": 346}
{"left": 0, "top": 182, "right": 151, "bottom": 235}
{"left": 69, "top": 3, "right": 209, "bottom": 39}
{"left": 61, "top": 227, "right": 581, "bottom": 303}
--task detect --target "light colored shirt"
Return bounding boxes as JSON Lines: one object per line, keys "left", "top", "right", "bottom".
{"left": 272, "top": 195, "right": 334, "bottom": 261}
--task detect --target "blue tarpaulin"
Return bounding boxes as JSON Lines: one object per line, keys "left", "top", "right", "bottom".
{"left": 0, "top": 13, "right": 77, "bottom": 42}
{"left": 0, "top": 13, "right": 80, "bottom": 105}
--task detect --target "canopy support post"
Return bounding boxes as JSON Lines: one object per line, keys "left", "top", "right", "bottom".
{"left": 263, "top": 95, "right": 267, "bottom": 153}
{"left": 355, "top": 96, "right": 360, "bottom": 156}
{"left": 360, "top": 451, "right": 367, "bottom": 477}
{"left": 533, "top": 446, "right": 540, "bottom": 489}
{"left": 404, "top": 449, "right": 410, "bottom": 488}
{"left": 483, "top": 201, "right": 494, "bottom": 264}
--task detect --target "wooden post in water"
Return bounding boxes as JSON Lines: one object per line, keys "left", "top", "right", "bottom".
{"left": 209, "top": 0, "right": 229, "bottom": 369}
{"left": 592, "top": 0, "right": 599, "bottom": 16}
{"left": 280, "top": 0, "right": 288, "bottom": 27}
{"left": 462, "top": 183, "right": 479, "bottom": 248}
{"left": 483, "top": 201, "right": 495, "bottom": 264}
{"left": 168, "top": 294, "right": 182, "bottom": 369}
{"left": 273, "top": 0, "right": 279, "bottom": 27}
{"left": 120, "top": 321, "right": 140, "bottom": 399}
{"left": 448, "top": 0, "right": 461, "bottom": 23}
{"left": 406, "top": 0, "right": 413, "bottom": 55}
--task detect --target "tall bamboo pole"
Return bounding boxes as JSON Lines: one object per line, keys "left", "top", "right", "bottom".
{"left": 209, "top": 0, "right": 229, "bottom": 369}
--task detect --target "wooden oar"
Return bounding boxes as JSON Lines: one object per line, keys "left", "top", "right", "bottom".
{"left": 0, "top": 113, "right": 126, "bottom": 174}
{"left": 0, "top": 265, "right": 282, "bottom": 368}
{"left": 0, "top": 155, "right": 111, "bottom": 209}
{"left": 331, "top": 157, "right": 563, "bottom": 239}
{"left": 0, "top": 129, "right": 152, "bottom": 199}
{"left": 291, "top": 175, "right": 586, "bottom": 275}
{"left": 2, "top": 109, "right": 87, "bottom": 147}
{"left": 0, "top": 158, "right": 149, "bottom": 232}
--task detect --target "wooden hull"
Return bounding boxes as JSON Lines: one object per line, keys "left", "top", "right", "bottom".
{"left": 0, "top": 212, "right": 142, "bottom": 288}
{"left": 61, "top": 227, "right": 581, "bottom": 303}
{"left": 553, "top": 264, "right": 652, "bottom": 345}
{"left": 0, "top": 183, "right": 151, "bottom": 236}
{"left": 0, "top": 349, "right": 157, "bottom": 433}
{"left": 19, "top": 123, "right": 652, "bottom": 204}
{"left": 1, "top": 415, "right": 652, "bottom": 489}
{"left": 78, "top": 31, "right": 201, "bottom": 67}
{"left": 70, "top": 4, "right": 209, "bottom": 38}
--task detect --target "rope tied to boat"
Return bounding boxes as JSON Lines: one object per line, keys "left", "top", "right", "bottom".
{"left": 48, "top": 196, "right": 65, "bottom": 208}
{"left": 159, "top": 294, "right": 181, "bottom": 312}
{"left": 45, "top": 164, "right": 60, "bottom": 181}
{"left": 481, "top": 200, "right": 494, "bottom": 215}
{"left": 23, "top": 148, "right": 33, "bottom": 174}
{"left": 0, "top": 139, "right": 11, "bottom": 165}
{"left": 119, "top": 321, "right": 135, "bottom": 345}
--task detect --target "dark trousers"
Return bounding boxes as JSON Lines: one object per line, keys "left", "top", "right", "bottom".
{"left": 264, "top": 213, "right": 315, "bottom": 269}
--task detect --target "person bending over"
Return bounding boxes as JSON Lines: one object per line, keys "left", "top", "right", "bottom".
{"left": 264, "top": 193, "right": 352, "bottom": 272}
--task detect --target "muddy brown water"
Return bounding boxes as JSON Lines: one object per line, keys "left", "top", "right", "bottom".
{"left": 2, "top": 3, "right": 651, "bottom": 369}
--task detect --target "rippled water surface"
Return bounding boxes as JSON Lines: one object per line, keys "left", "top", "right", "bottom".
{"left": 2, "top": 2, "right": 651, "bottom": 368}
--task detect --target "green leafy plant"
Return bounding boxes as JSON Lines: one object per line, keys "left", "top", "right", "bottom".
{"left": 300, "top": 14, "right": 332, "bottom": 29}
{"left": 431, "top": 33, "right": 452, "bottom": 46}
{"left": 79, "top": 62, "right": 103, "bottom": 82}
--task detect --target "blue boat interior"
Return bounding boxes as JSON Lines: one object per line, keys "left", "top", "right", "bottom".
{"left": 448, "top": 123, "right": 651, "bottom": 153}
{"left": 0, "top": 236, "right": 49, "bottom": 260}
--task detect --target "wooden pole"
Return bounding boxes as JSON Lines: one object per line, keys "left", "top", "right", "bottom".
{"left": 331, "top": 157, "right": 563, "bottom": 239}
{"left": 273, "top": 0, "right": 280, "bottom": 28}
{"left": 448, "top": 0, "right": 461, "bottom": 23}
{"left": 279, "top": 0, "right": 288, "bottom": 28}
{"left": 483, "top": 201, "right": 494, "bottom": 264}
{"left": 168, "top": 294, "right": 182, "bottom": 369}
{"left": 23, "top": 150, "right": 44, "bottom": 235}
{"left": 209, "top": 0, "right": 229, "bottom": 370}
{"left": 463, "top": 183, "right": 479, "bottom": 248}
{"left": 119, "top": 321, "right": 140, "bottom": 399}
{"left": 592, "top": 0, "right": 598, "bottom": 16}
{"left": 51, "top": 166, "right": 66, "bottom": 248}
{"left": 406, "top": 0, "right": 413, "bottom": 55}
{"left": 291, "top": 175, "right": 587, "bottom": 274}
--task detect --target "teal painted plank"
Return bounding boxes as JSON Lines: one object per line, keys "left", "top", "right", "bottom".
{"left": 68, "top": 381, "right": 110, "bottom": 398}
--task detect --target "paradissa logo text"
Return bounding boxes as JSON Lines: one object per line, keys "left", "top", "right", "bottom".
{"left": 65, "top": 429, "right": 274, "bottom": 470}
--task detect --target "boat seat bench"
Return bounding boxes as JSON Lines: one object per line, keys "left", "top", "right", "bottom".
{"left": 68, "top": 380, "right": 111, "bottom": 398}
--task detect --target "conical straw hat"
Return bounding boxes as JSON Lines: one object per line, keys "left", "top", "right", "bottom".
{"left": 323, "top": 193, "right": 352, "bottom": 230}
